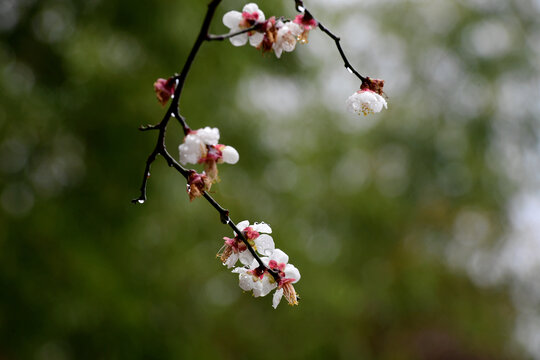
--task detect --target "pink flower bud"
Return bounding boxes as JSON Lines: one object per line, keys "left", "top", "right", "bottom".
{"left": 293, "top": 14, "right": 317, "bottom": 30}
{"left": 153, "top": 77, "right": 176, "bottom": 106}
{"left": 244, "top": 226, "right": 261, "bottom": 241}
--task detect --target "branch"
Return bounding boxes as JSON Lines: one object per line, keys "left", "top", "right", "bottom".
{"left": 317, "top": 22, "right": 367, "bottom": 82}
{"left": 298, "top": 4, "right": 367, "bottom": 83}
{"left": 133, "top": 0, "right": 279, "bottom": 283}
{"left": 206, "top": 25, "right": 258, "bottom": 41}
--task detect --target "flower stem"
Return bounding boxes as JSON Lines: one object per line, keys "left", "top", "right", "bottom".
{"left": 297, "top": 4, "right": 367, "bottom": 83}
{"left": 207, "top": 25, "right": 258, "bottom": 41}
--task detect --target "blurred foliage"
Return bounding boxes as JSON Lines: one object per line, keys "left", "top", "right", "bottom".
{"left": 1, "top": 0, "right": 537, "bottom": 359}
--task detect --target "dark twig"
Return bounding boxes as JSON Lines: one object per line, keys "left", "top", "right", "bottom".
{"left": 296, "top": 3, "right": 367, "bottom": 83}
{"left": 207, "top": 24, "right": 258, "bottom": 41}
{"left": 317, "top": 22, "right": 367, "bottom": 82}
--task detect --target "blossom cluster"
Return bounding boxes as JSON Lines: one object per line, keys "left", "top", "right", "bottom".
{"left": 219, "top": 221, "right": 301, "bottom": 308}
{"left": 222, "top": 3, "right": 317, "bottom": 58}
{"left": 346, "top": 77, "right": 388, "bottom": 116}
{"left": 178, "top": 127, "right": 239, "bottom": 200}
{"left": 222, "top": 3, "right": 388, "bottom": 116}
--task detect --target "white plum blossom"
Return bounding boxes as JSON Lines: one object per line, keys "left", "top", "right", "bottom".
{"left": 178, "top": 127, "right": 239, "bottom": 182}
{"left": 218, "top": 220, "right": 275, "bottom": 268}
{"left": 178, "top": 127, "right": 219, "bottom": 165}
{"left": 262, "top": 249, "right": 301, "bottom": 308}
{"left": 232, "top": 261, "right": 277, "bottom": 298}
{"left": 346, "top": 90, "right": 388, "bottom": 116}
{"left": 273, "top": 21, "right": 303, "bottom": 58}
{"left": 223, "top": 3, "right": 266, "bottom": 47}
{"left": 232, "top": 249, "right": 300, "bottom": 308}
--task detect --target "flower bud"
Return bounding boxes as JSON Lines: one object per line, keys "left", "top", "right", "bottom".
{"left": 187, "top": 170, "right": 211, "bottom": 201}
{"left": 153, "top": 77, "right": 176, "bottom": 106}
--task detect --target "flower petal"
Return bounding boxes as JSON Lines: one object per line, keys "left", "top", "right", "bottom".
{"left": 272, "top": 288, "right": 284, "bottom": 309}
{"left": 254, "top": 234, "right": 275, "bottom": 256}
{"left": 236, "top": 220, "right": 250, "bottom": 233}
{"left": 273, "top": 44, "right": 283, "bottom": 59}
{"left": 230, "top": 33, "right": 249, "bottom": 47}
{"left": 257, "top": 10, "right": 265, "bottom": 23}
{"left": 179, "top": 134, "right": 203, "bottom": 164}
{"left": 252, "top": 222, "right": 272, "bottom": 234}
{"left": 242, "top": 3, "right": 260, "bottom": 15}
{"left": 239, "top": 249, "right": 255, "bottom": 266}
{"left": 284, "top": 263, "right": 301, "bottom": 282}
{"left": 254, "top": 275, "right": 276, "bottom": 297}
{"left": 270, "top": 248, "right": 289, "bottom": 264}
{"left": 222, "top": 146, "right": 239, "bottom": 164}
{"left": 249, "top": 32, "right": 264, "bottom": 47}
{"left": 223, "top": 11, "right": 243, "bottom": 29}
{"left": 224, "top": 252, "right": 239, "bottom": 269}
{"left": 197, "top": 127, "right": 220, "bottom": 145}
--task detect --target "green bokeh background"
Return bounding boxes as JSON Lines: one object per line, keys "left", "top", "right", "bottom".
{"left": 1, "top": 0, "right": 538, "bottom": 358}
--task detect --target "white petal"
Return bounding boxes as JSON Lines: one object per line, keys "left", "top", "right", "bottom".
{"left": 273, "top": 44, "right": 283, "bottom": 59}
{"left": 239, "top": 249, "right": 255, "bottom": 266}
{"left": 289, "top": 23, "right": 303, "bottom": 37}
{"left": 259, "top": 275, "right": 277, "bottom": 297}
{"left": 254, "top": 234, "right": 275, "bottom": 256}
{"left": 224, "top": 253, "right": 239, "bottom": 269}
{"left": 230, "top": 33, "right": 248, "bottom": 47}
{"left": 237, "top": 271, "right": 257, "bottom": 292}
{"left": 374, "top": 93, "right": 388, "bottom": 110}
{"left": 223, "top": 11, "right": 242, "bottom": 29}
{"left": 242, "top": 3, "right": 259, "bottom": 14}
{"left": 284, "top": 35, "right": 298, "bottom": 52}
{"left": 178, "top": 134, "right": 202, "bottom": 164}
{"left": 284, "top": 264, "right": 301, "bottom": 282}
{"left": 270, "top": 249, "right": 289, "bottom": 264}
{"left": 246, "top": 259, "right": 259, "bottom": 270}
{"left": 251, "top": 281, "right": 264, "bottom": 297}
{"left": 236, "top": 220, "right": 250, "bottom": 233}
{"left": 249, "top": 32, "right": 264, "bottom": 47}
{"left": 197, "top": 127, "right": 220, "bottom": 145}
{"left": 272, "top": 288, "right": 284, "bottom": 309}
{"left": 222, "top": 146, "right": 239, "bottom": 164}
{"left": 255, "top": 9, "right": 265, "bottom": 23}
{"left": 251, "top": 222, "right": 272, "bottom": 234}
